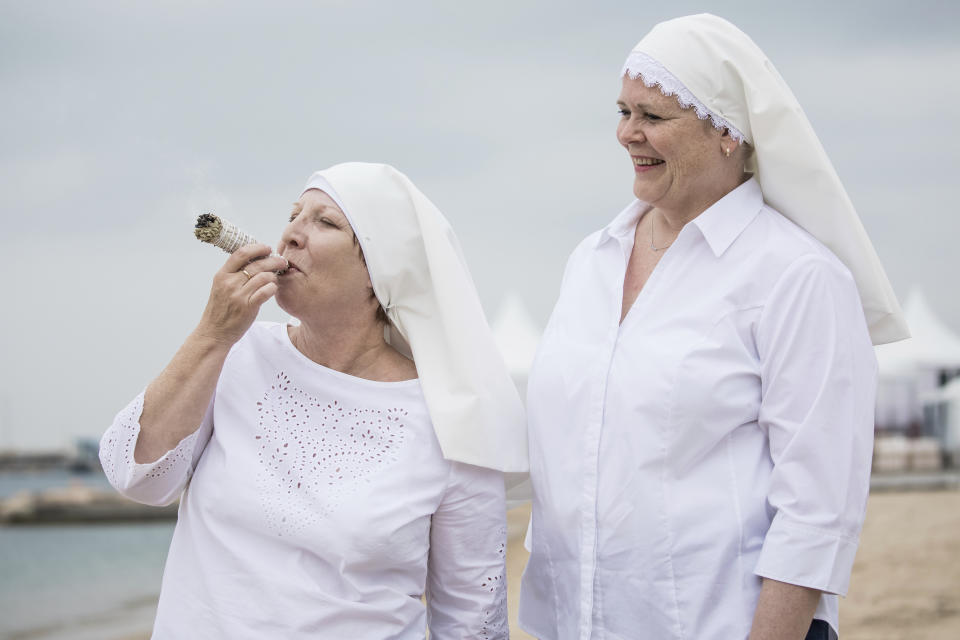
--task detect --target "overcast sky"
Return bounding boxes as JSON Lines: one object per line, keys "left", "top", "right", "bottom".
{"left": 1, "top": 0, "right": 958, "bottom": 449}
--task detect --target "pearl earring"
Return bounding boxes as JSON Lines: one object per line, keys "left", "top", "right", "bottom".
{"left": 724, "top": 147, "right": 732, "bottom": 158}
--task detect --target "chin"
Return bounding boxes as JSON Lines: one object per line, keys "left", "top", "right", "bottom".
{"left": 633, "top": 178, "right": 666, "bottom": 204}
{"left": 274, "top": 290, "right": 298, "bottom": 318}
{"left": 632, "top": 183, "right": 653, "bottom": 202}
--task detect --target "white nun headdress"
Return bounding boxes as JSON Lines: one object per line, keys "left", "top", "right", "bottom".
{"left": 622, "top": 14, "right": 908, "bottom": 345}
{"left": 301, "top": 162, "right": 528, "bottom": 472}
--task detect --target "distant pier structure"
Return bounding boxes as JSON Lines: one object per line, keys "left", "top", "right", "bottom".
{"left": 0, "top": 437, "right": 102, "bottom": 473}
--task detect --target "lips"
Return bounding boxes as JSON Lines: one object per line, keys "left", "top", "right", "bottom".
{"left": 632, "top": 155, "right": 664, "bottom": 174}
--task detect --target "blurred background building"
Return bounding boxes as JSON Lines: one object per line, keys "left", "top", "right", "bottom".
{"left": 875, "top": 290, "right": 960, "bottom": 471}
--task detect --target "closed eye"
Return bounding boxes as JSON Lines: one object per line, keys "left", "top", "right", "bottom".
{"left": 313, "top": 213, "right": 340, "bottom": 228}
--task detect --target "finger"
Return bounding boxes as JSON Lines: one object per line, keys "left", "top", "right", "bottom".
{"left": 221, "top": 243, "right": 273, "bottom": 273}
{"left": 249, "top": 282, "right": 278, "bottom": 307}
{"left": 240, "top": 255, "right": 288, "bottom": 277}
{"left": 241, "top": 270, "right": 277, "bottom": 292}
{"left": 266, "top": 255, "right": 290, "bottom": 272}
{"left": 236, "top": 268, "right": 256, "bottom": 286}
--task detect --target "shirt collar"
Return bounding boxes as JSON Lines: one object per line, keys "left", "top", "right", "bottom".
{"left": 596, "top": 200, "right": 648, "bottom": 248}
{"left": 691, "top": 176, "right": 763, "bottom": 257}
{"left": 596, "top": 177, "right": 763, "bottom": 255}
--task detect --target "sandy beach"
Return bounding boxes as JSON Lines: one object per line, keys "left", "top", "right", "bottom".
{"left": 506, "top": 490, "right": 960, "bottom": 640}
{"left": 838, "top": 491, "right": 960, "bottom": 640}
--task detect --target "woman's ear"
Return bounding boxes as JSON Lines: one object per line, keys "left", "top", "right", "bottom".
{"left": 720, "top": 128, "right": 742, "bottom": 157}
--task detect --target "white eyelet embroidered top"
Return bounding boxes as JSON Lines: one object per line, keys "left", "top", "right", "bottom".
{"left": 100, "top": 321, "right": 508, "bottom": 640}
{"left": 518, "top": 178, "right": 877, "bottom": 640}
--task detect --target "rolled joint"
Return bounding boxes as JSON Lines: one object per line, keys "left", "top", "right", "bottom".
{"left": 194, "top": 213, "right": 287, "bottom": 273}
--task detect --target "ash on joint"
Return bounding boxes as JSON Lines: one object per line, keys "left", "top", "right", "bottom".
{"left": 194, "top": 213, "right": 223, "bottom": 243}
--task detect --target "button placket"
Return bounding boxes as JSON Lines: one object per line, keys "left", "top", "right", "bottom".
{"left": 577, "top": 238, "right": 635, "bottom": 640}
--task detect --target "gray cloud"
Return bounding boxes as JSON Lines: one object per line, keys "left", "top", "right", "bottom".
{"left": 1, "top": 0, "right": 957, "bottom": 448}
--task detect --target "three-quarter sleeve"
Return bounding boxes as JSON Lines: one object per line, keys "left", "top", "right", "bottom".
{"left": 99, "top": 391, "right": 214, "bottom": 506}
{"left": 753, "top": 254, "right": 877, "bottom": 595}
{"left": 426, "top": 461, "right": 509, "bottom": 639}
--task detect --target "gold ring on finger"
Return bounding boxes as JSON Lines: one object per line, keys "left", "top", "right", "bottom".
{"left": 241, "top": 269, "right": 253, "bottom": 281}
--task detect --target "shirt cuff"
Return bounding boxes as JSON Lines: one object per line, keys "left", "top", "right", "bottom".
{"left": 124, "top": 426, "right": 200, "bottom": 489}
{"left": 100, "top": 391, "right": 200, "bottom": 505}
{"left": 753, "top": 512, "right": 859, "bottom": 596}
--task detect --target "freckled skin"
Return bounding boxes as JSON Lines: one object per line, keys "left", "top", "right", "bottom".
{"left": 616, "top": 76, "right": 742, "bottom": 221}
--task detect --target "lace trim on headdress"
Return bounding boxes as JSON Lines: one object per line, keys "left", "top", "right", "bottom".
{"left": 621, "top": 51, "right": 746, "bottom": 143}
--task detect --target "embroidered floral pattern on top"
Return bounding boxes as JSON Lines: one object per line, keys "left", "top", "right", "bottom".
{"left": 621, "top": 50, "right": 747, "bottom": 143}
{"left": 479, "top": 525, "right": 509, "bottom": 639}
{"left": 254, "top": 371, "right": 409, "bottom": 537}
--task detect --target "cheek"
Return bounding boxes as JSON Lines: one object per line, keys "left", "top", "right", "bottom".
{"left": 665, "top": 137, "right": 713, "bottom": 177}
{"left": 330, "top": 246, "right": 371, "bottom": 282}
{"left": 670, "top": 154, "right": 698, "bottom": 177}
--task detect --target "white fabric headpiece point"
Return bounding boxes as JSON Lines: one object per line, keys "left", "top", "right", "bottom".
{"left": 622, "top": 14, "right": 908, "bottom": 345}
{"left": 301, "top": 163, "right": 528, "bottom": 472}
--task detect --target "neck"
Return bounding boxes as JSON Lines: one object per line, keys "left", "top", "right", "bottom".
{"left": 654, "top": 173, "right": 750, "bottom": 232}
{"left": 289, "top": 310, "right": 389, "bottom": 378}
{"left": 652, "top": 205, "right": 702, "bottom": 235}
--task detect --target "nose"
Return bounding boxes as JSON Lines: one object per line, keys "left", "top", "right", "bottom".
{"left": 617, "top": 116, "right": 646, "bottom": 148}
{"left": 279, "top": 215, "right": 305, "bottom": 252}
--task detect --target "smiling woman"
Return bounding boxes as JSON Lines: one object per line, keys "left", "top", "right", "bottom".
{"left": 98, "top": 163, "right": 527, "bottom": 639}
{"left": 519, "top": 13, "right": 908, "bottom": 640}
{"left": 615, "top": 79, "right": 748, "bottom": 224}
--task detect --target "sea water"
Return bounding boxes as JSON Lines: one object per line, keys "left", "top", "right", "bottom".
{"left": 0, "top": 471, "right": 173, "bottom": 640}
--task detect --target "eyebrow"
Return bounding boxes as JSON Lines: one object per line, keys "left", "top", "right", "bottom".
{"left": 290, "top": 201, "right": 341, "bottom": 217}
{"left": 617, "top": 99, "right": 666, "bottom": 110}
{"left": 313, "top": 204, "right": 341, "bottom": 217}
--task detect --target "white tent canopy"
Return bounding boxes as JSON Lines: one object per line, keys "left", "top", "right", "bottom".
{"left": 875, "top": 289, "right": 960, "bottom": 376}
{"left": 874, "top": 289, "right": 960, "bottom": 431}
{"left": 492, "top": 292, "right": 542, "bottom": 506}
{"left": 492, "top": 292, "right": 542, "bottom": 378}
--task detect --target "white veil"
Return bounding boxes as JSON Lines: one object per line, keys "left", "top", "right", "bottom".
{"left": 302, "top": 163, "right": 529, "bottom": 472}
{"left": 622, "top": 14, "right": 908, "bottom": 345}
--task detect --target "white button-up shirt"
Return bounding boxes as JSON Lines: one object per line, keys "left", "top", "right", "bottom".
{"left": 519, "top": 178, "right": 876, "bottom": 640}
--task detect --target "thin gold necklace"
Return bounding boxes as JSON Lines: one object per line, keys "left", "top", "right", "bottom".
{"left": 649, "top": 211, "right": 673, "bottom": 252}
